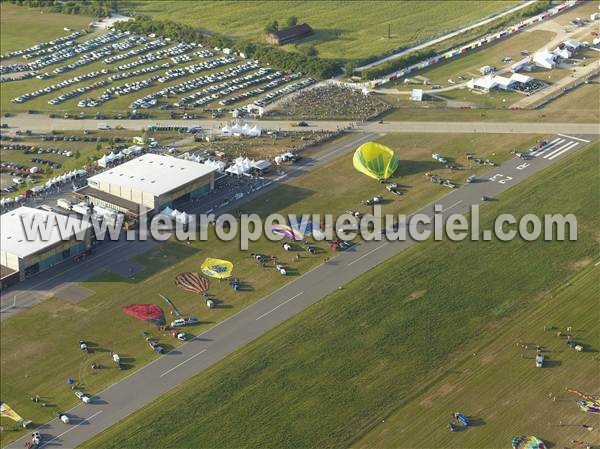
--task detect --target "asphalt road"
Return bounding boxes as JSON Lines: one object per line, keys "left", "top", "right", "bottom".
{"left": 1, "top": 114, "right": 599, "bottom": 135}
{"left": 0, "top": 132, "right": 377, "bottom": 319}
{"left": 6, "top": 132, "right": 595, "bottom": 449}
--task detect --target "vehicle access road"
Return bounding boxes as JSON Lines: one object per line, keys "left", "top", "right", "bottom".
{"left": 0, "top": 132, "right": 377, "bottom": 320}
{"left": 1, "top": 114, "right": 599, "bottom": 135}
{"left": 7, "top": 132, "right": 595, "bottom": 449}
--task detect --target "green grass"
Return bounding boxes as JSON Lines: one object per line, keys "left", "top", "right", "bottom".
{"left": 355, "top": 264, "right": 599, "bottom": 448}
{"left": 80, "top": 143, "right": 598, "bottom": 449}
{"left": 123, "top": 0, "right": 517, "bottom": 60}
{"left": 381, "top": 79, "right": 600, "bottom": 123}
{"left": 0, "top": 132, "right": 545, "bottom": 446}
{"left": 0, "top": 4, "right": 91, "bottom": 54}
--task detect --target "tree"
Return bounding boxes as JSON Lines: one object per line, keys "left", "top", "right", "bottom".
{"left": 265, "top": 20, "right": 279, "bottom": 34}
{"left": 74, "top": 150, "right": 81, "bottom": 159}
{"left": 286, "top": 16, "right": 298, "bottom": 28}
{"left": 302, "top": 45, "right": 318, "bottom": 57}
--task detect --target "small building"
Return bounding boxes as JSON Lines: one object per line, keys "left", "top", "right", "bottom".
{"left": 77, "top": 154, "right": 216, "bottom": 218}
{"left": 410, "top": 89, "right": 423, "bottom": 101}
{"left": 1, "top": 206, "right": 92, "bottom": 284}
{"left": 590, "top": 12, "right": 600, "bottom": 21}
{"left": 266, "top": 23, "right": 313, "bottom": 45}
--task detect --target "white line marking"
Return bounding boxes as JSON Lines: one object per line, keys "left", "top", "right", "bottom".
{"left": 255, "top": 291, "right": 304, "bottom": 320}
{"left": 547, "top": 141, "right": 579, "bottom": 160}
{"left": 348, "top": 242, "right": 390, "bottom": 266}
{"left": 40, "top": 410, "right": 104, "bottom": 447}
{"left": 542, "top": 141, "right": 575, "bottom": 159}
{"left": 160, "top": 349, "right": 207, "bottom": 377}
{"left": 544, "top": 141, "right": 578, "bottom": 160}
{"left": 557, "top": 133, "right": 590, "bottom": 143}
{"left": 536, "top": 138, "right": 564, "bottom": 155}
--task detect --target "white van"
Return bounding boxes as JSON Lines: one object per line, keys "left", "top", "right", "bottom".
{"left": 97, "top": 123, "right": 112, "bottom": 130}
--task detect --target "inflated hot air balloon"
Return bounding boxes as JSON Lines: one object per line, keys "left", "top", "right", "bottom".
{"left": 353, "top": 142, "right": 398, "bottom": 180}
{"left": 201, "top": 258, "right": 233, "bottom": 279}
{"left": 122, "top": 304, "right": 165, "bottom": 326}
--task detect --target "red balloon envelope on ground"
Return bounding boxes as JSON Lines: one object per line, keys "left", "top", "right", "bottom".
{"left": 122, "top": 304, "right": 165, "bottom": 325}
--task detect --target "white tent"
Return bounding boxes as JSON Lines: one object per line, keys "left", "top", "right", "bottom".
{"left": 553, "top": 47, "right": 571, "bottom": 59}
{"left": 533, "top": 50, "right": 556, "bottom": 69}
{"left": 467, "top": 75, "right": 498, "bottom": 92}
{"left": 97, "top": 154, "right": 108, "bottom": 168}
{"left": 221, "top": 124, "right": 232, "bottom": 136}
{"left": 510, "top": 73, "right": 532, "bottom": 84}
{"left": 494, "top": 76, "right": 513, "bottom": 90}
{"left": 202, "top": 159, "right": 226, "bottom": 173}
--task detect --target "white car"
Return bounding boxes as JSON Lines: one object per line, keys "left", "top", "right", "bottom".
{"left": 74, "top": 390, "right": 91, "bottom": 403}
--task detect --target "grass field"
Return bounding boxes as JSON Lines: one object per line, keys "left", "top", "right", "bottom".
{"left": 356, "top": 265, "right": 599, "bottom": 447}
{"left": 123, "top": 0, "right": 517, "bottom": 60}
{"left": 0, "top": 132, "right": 545, "bottom": 446}
{"left": 79, "top": 143, "right": 598, "bottom": 449}
{"left": 382, "top": 78, "right": 600, "bottom": 123}
{"left": 0, "top": 4, "right": 91, "bottom": 54}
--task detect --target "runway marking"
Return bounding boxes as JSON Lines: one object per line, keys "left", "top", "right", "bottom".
{"left": 558, "top": 133, "right": 590, "bottom": 143}
{"left": 348, "top": 242, "right": 390, "bottom": 266}
{"left": 256, "top": 291, "right": 304, "bottom": 321}
{"left": 535, "top": 138, "right": 564, "bottom": 155}
{"left": 543, "top": 141, "right": 578, "bottom": 160}
{"left": 40, "top": 410, "right": 104, "bottom": 448}
{"left": 541, "top": 141, "right": 574, "bottom": 159}
{"left": 546, "top": 141, "right": 579, "bottom": 160}
{"left": 160, "top": 349, "right": 207, "bottom": 377}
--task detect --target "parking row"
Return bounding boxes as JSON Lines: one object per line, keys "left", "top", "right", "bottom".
{"left": 157, "top": 56, "right": 237, "bottom": 83}
{"left": 103, "top": 37, "right": 167, "bottom": 64}
{"left": 11, "top": 69, "right": 108, "bottom": 103}
{"left": 219, "top": 72, "right": 302, "bottom": 107}
{"left": 130, "top": 60, "right": 261, "bottom": 109}
{"left": 0, "top": 30, "right": 83, "bottom": 61}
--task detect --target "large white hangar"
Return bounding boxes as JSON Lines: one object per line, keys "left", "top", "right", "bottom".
{"left": 0, "top": 206, "right": 92, "bottom": 287}
{"left": 77, "top": 154, "right": 216, "bottom": 217}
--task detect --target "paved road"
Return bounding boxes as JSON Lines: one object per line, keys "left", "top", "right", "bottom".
{"left": 0, "top": 132, "right": 377, "bottom": 319}
{"left": 2, "top": 114, "right": 599, "bottom": 135}
{"left": 6, "top": 132, "right": 595, "bottom": 449}
{"left": 355, "top": 1, "right": 537, "bottom": 72}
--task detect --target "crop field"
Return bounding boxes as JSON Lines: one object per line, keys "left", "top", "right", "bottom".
{"left": 123, "top": 0, "right": 517, "bottom": 60}
{"left": 0, "top": 4, "right": 92, "bottom": 54}
{"left": 79, "top": 143, "right": 598, "bottom": 449}
{"left": 0, "top": 132, "right": 545, "bottom": 446}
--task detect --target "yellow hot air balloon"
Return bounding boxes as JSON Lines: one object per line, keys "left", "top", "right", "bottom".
{"left": 353, "top": 142, "right": 398, "bottom": 180}
{"left": 201, "top": 258, "right": 233, "bottom": 279}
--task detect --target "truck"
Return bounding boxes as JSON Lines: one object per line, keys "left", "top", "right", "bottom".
{"left": 432, "top": 153, "right": 448, "bottom": 164}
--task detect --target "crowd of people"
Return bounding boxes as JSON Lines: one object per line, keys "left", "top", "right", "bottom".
{"left": 271, "top": 84, "right": 392, "bottom": 120}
